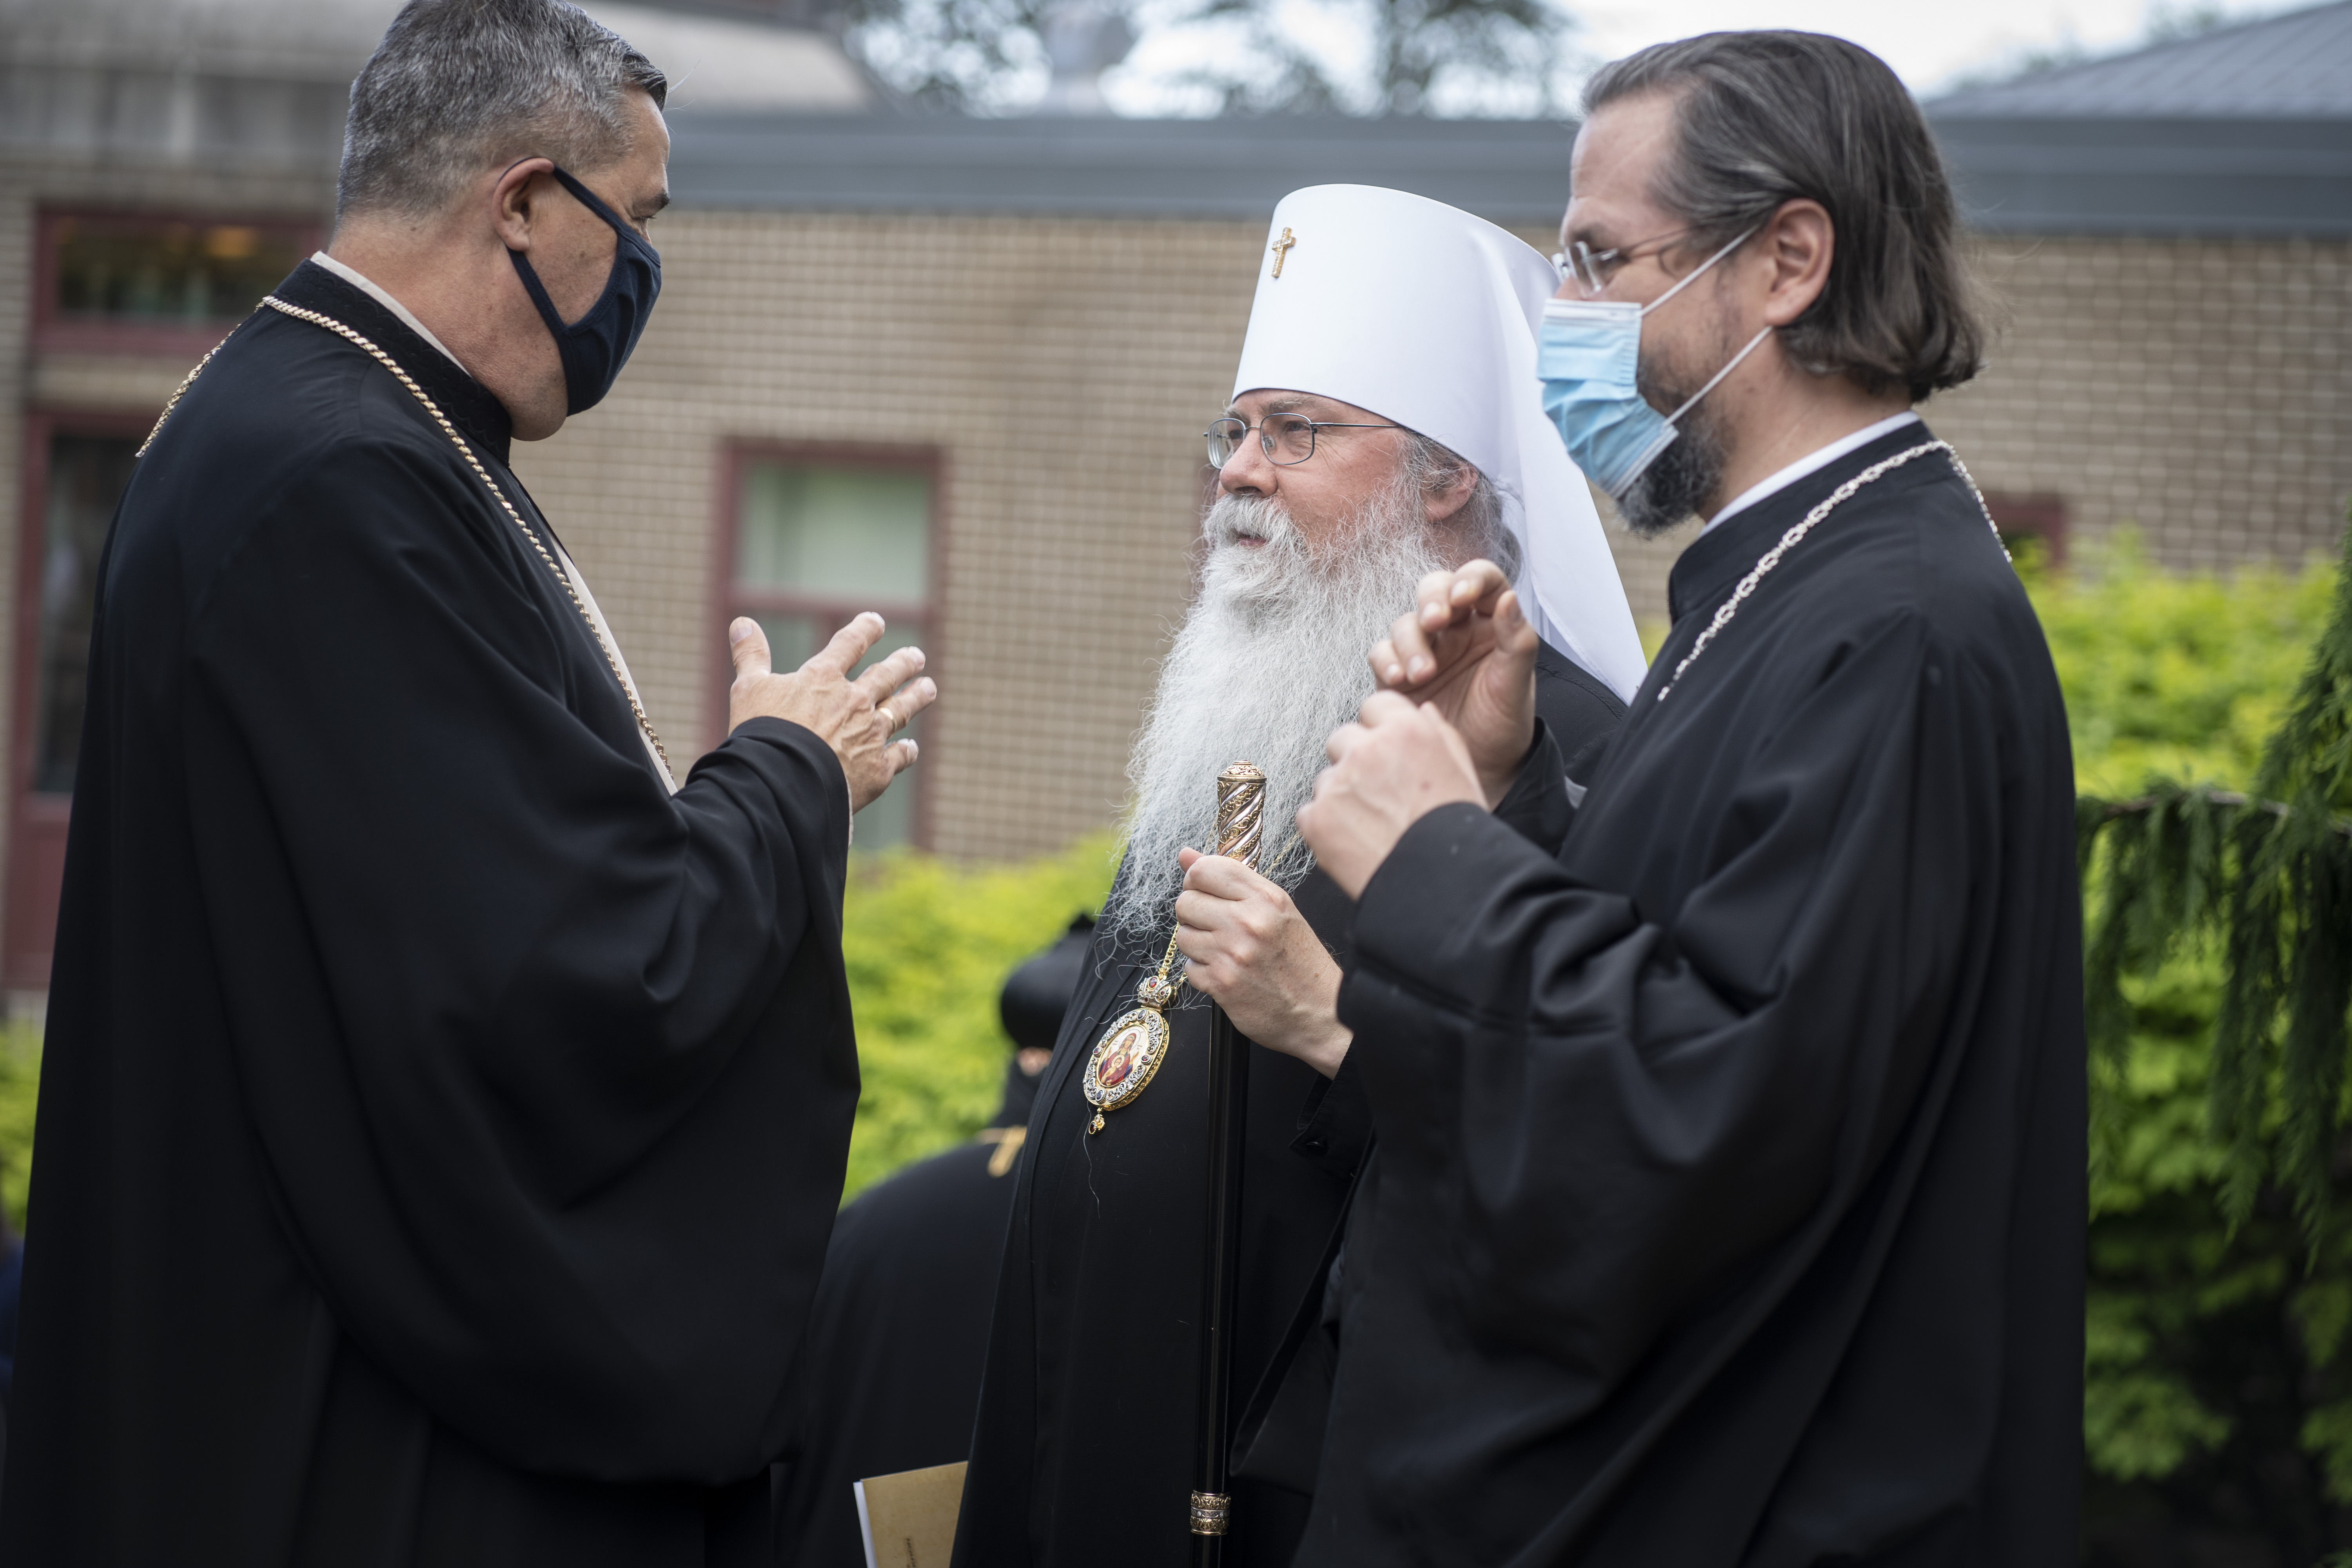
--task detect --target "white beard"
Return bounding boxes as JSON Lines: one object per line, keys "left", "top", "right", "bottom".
{"left": 1103, "top": 477, "right": 1455, "bottom": 947}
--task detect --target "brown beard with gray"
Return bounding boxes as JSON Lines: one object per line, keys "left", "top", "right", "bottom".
{"left": 1615, "top": 353, "right": 1733, "bottom": 538}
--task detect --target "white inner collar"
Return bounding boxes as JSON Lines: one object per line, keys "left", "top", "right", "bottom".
{"left": 309, "top": 252, "right": 472, "bottom": 378}
{"left": 1700, "top": 411, "right": 1922, "bottom": 535}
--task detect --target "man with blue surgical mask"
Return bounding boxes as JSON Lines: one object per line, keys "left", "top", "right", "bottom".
{"left": 1, "top": 1, "right": 933, "bottom": 1562}
{"left": 1281, "top": 31, "right": 2086, "bottom": 1568}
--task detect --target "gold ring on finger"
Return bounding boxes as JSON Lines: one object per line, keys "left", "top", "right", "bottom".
{"left": 876, "top": 704, "right": 897, "bottom": 732}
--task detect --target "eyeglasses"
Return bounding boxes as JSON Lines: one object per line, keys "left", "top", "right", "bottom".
{"left": 1551, "top": 227, "right": 1702, "bottom": 299}
{"left": 1205, "top": 413, "right": 1403, "bottom": 468}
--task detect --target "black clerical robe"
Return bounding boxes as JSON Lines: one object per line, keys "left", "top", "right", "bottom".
{"left": 953, "top": 654, "right": 1624, "bottom": 1568}
{"left": 0, "top": 263, "right": 860, "bottom": 1566}
{"left": 773, "top": 917, "right": 1093, "bottom": 1567}
{"left": 1296, "top": 424, "right": 2085, "bottom": 1565}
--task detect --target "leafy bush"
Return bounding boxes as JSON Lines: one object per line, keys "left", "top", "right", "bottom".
{"left": 0, "top": 1026, "right": 34, "bottom": 1235}
{"left": 2029, "top": 536, "right": 2333, "bottom": 796}
{"left": 2041, "top": 537, "right": 2352, "bottom": 1564}
{"left": 838, "top": 835, "right": 1116, "bottom": 1198}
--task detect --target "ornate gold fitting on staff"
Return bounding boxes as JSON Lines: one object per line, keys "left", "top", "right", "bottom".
{"left": 1189, "top": 1491, "right": 1232, "bottom": 1535}
{"left": 1082, "top": 762, "right": 1267, "bottom": 1136}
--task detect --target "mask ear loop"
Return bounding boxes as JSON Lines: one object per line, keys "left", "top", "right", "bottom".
{"left": 1663, "top": 324, "right": 1773, "bottom": 427}
{"left": 1632, "top": 223, "right": 1771, "bottom": 430}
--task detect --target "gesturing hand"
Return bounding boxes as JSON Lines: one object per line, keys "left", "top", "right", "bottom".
{"left": 1172, "top": 847, "right": 1350, "bottom": 1079}
{"left": 726, "top": 613, "right": 936, "bottom": 812}
{"left": 1368, "top": 559, "right": 1537, "bottom": 807}
{"left": 1296, "top": 692, "right": 1485, "bottom": 900}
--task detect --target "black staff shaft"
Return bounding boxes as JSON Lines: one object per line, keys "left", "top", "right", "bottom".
{"left": 1192, "top": 1006, "right": 1249, "bottom": 1566}
{"left": 1191, "top": 760, "right": 1264, "bottom": 1561}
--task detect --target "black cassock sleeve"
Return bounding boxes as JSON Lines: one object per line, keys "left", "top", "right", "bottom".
{"left": 1338, "top": 609, "right": 1990, "bottom": 1425}
{"left": 178, "top": 436, "right": 856, "bottom": 1483}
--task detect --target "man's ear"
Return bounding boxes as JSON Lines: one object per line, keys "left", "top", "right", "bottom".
{"left": 1424, "top": 464, "right": 1479, "bottom": 526}
{"left": 490, "top": 157, "right": 555, "bottom": 254}
{"left": 1760, "top": 198, "right": 1834, "bottom": 328}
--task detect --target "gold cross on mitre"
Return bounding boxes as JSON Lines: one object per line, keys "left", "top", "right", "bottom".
{"left": 1270, "top": 227, "right": 1297, "bottom": 278}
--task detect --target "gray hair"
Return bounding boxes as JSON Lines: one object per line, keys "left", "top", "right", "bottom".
{"left": 339, "top": 0, "right": 668, "bottom": 221}
{"left": 1399, "top": 432, "right": 1521, "bottom": 579}
{"left": 1584, "top": 31, "right": 1985, "bottom": 402}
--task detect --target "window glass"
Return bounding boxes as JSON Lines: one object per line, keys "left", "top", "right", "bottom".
{"left": 733, "top": 459, "right": 933, "bottom": 851}
{"left": 737, "top": 466, "right": 930, "bottom": 604}
{"left": 35, "top": 436, "right": 140, "bottom": 795}
{"left": 50, "top": 216, "right": 309, "bottom": 327}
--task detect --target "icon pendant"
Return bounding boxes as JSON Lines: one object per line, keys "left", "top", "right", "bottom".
{"left": 1084, "top": 976, "right": 1176, "bottom": 1134}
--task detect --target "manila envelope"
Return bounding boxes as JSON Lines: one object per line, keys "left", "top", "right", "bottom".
{"left": 854, "top": 1460, "right": 967, "bottom": 1568}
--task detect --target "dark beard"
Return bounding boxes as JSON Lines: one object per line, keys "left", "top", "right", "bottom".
{"left": 1615, "top": 388, "right": 1728, "bottom": 537}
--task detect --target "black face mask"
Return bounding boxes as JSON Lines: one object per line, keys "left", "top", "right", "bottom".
{"left": 507, "top": 165, "right": 662, "bottom": 415}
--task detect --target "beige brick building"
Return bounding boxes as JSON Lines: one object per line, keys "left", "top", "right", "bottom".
{"left": 2, "top": 0, "right": 2347, "bottom": 992}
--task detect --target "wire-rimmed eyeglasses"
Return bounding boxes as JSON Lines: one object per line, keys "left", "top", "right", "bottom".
{"left": 1205, "top": 413, "right": 1404, "bottom": 468}
{"left": 1550, "top": 227, "right": 1702, "bottom": 299}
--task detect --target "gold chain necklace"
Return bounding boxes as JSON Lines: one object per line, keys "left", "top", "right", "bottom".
{"left": 139, "top": 300, "right": 674, "bottom": 782}
{"left": 1654, "top": 440, "right": 2005, "bottom": 704}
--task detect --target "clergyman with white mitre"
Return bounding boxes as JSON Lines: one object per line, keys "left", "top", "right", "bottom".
{"left": 950, "top": 183, "right": 1646, "bottom": 1568}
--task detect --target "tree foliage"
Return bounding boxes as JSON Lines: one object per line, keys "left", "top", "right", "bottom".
{"left": 2052, "top": 524, "right": 2352, "bottom": 1559}
{"left": 2077, "top": 515, "right": 2352, "bottom": 1241}
{"left": 842, "top": 0, "right": 1581, "bottom": 117}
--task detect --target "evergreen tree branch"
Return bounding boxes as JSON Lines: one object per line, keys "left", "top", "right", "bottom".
{"left": 2079, "top": 504, "right": 2352, "bottom": 1245}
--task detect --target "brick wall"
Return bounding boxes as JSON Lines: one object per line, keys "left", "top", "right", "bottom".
{"left": 517, "top": 209, "right": 1699, "bottom": 862}
{"left": 517, "top": 211, "right": 1262, "bottom": 862}
{"left": 519, "top": 216, "right": 2352, "bottom": 864}
{"left": 1927, "top": 236, "right": 2352, "bottom": 571}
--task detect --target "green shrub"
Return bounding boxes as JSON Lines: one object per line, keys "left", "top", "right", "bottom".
{"left": 839, "top": 834, "right": 1117, "bottom": 1199}
{"left": 2026, "top": 535, "right": 2333, "bottom": 796}
{"left": 2040, "top": 537, "right": 2351, "bottom": 1561}
{"left": 0, "top": 1025, "right": 34, "bottom": 1235}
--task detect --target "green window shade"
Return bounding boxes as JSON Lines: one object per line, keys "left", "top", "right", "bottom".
{"left": 737, "top": 466, "right": 930, "bottom": 603}
{"left": 733, "top": 460, "right": 933, "bottom": 851}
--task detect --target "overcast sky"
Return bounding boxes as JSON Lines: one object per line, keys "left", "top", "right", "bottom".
{"left": 1573, "top": 0, "right": 2283, "bottom": 94}
{"left": 1100, "top": 0, "right": 2298, "bottom": 114}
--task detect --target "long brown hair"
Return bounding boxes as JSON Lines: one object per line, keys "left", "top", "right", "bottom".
{"left": 1586, "top": 31, "right": 1987, "bottom": 403}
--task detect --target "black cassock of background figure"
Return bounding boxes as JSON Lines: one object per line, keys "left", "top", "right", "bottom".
{"left": 772, "top": 915, "right": 1093, "bottom": 1565}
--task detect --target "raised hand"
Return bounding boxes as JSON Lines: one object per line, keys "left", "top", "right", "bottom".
{"left": 1172, "top": 846, "right": 1350, "bottom": 1078}
{"left": 726, "top": 613, "right": 936, "bottom": 811}
{"left": 1368, "top": 559, "right": 1537, "bottom": 807}
{"left": 1296, "top": 692, "right": 1485, "bottom": 900}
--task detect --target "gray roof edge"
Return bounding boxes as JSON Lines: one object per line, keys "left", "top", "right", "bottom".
{"left": 665, "top": 109, "right": 2352, "bottom": 236}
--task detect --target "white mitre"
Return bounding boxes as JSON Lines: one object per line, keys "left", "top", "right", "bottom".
{"left": 1233, "top": 184, "right": 1647, "bottom": 704}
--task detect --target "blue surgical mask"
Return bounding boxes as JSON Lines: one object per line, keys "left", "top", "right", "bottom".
{"left": 508, "top": 165, "right": 662, "bottom": 415}
{"left": 1537, "top": 227, "right": 1766, "bottom": 499}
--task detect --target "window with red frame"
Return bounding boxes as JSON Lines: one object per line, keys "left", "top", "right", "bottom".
{"left": 1984, "top": 492, "right": 2069, "bottom": 567}
{"left": 36, "top": 212, "right": 317, "bottom": 351}
{"left": 728, "top": 454, "right": 935, "bottom": 850}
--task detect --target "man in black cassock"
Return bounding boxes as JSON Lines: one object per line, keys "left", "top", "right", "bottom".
{"left": 1279, "top": 32, "right": 2085, "bottom": 1566}
{"left": 772, "top": 915, "right": 1091, "bottom": 1565}
{"left": 0, "top": 2, "right": 936, "bottom": 1563}
{"left": 953, "top": 186, "right": 1649, "bottom": 1568}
